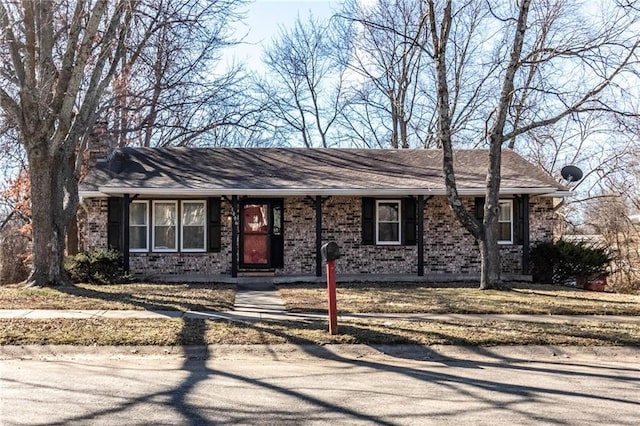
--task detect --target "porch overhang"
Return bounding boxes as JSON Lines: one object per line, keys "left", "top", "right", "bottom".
{"left": 81, "top": 186, "right": 569, "bottom": 198}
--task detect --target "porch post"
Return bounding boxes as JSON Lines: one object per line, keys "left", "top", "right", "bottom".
{"left": 417, "top": 195, "right": 424, "bottom": 276}
{"left": 522, "top": 194, "right": 530, "bottom": 274}
{"left": 315, "top": 195, "right": 322, "bottom": 277}
{"left": 122, "top": 194, "right": 130, "bottom": 274}
{"left": 231, "top": 195, "right": 238, "bottom": 278}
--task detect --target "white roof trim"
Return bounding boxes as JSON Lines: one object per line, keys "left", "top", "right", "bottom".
{"left": 79, "top": 190, "right": 104, "bottom": 198}
{"left": 80, "top": 186, "right": 567, "bottom": 198}
{"left": 542, "top": 190, "right": 573, "bottom": 197}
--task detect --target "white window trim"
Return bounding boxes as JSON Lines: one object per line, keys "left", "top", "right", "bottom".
{"left": 498, "top": 200, "right": 514, "bottom": 245}
{"left": 180, "top": 200, "right": 207, "bottom": 252}
{"left": 375, "top": 199, "right": 401, "bottom": 245}
{"left": 129, "top": 200, "right": 149, "bottom": 253}
{"left": 152, "top": 200, "right": 178, "bottom": 252}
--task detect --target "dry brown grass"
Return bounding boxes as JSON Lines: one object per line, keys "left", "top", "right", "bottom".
{"left": 2, "top": 281, "right": 639, "bottom": 347}
{"left": 0, "top": 283, "right": 235, "bottom": 311}
{"left": 276, "top": 282, "right": 640, "bottom": 315}
{"left": 1, "top": 317, "right": 638, "bottom": 346}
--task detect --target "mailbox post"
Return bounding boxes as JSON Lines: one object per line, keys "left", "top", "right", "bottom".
{"left": 321, "top": 241, "right": 340, "bottom": 335}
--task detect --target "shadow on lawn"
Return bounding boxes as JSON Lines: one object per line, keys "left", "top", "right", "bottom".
{"left": 55, "top": 282, "right": 235, "bottom": 312}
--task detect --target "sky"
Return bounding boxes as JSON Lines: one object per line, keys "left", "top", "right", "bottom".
{"left": 224, "top": 0, "right": 341, "bottom": 71}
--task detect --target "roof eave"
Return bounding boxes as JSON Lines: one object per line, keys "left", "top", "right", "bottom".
{"left": 540, "top": 190, "right": 572, "bottom": 197}
{"left": 81, "top": 186, "right": 566, "bottom": 198}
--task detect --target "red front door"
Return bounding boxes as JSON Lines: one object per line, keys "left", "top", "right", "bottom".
{"left": 242, "top": 203, "right": 270, "bottom": 266}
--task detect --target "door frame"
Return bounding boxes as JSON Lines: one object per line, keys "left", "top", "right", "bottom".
{"left": 238, "top": 198, "right": 284, "bottom": 270}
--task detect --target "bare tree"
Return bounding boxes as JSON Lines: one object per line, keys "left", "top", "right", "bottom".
{"left": 583, "top": 192, "right": 640, "bottom": 293}
{"left": 106, "top": 0, "right": 250, "bottom": 148}
{"left": 337, "top": 0, "right": 430, "bottom": 149}
{"left": 426, "top": 0, "right": 640, "bottom": 289}
{"left": 259, "top": 14, "right": 346, "bottom": 148}
{"left": 0, "top": 0, "right": 246, "bottom": 286}
{"left": 0, "top": 0, "right": 137, "bottom": 286}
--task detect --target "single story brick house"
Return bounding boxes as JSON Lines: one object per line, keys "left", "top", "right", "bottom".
{"left": 78, "top": 147, "right": 568, "bottom": 280}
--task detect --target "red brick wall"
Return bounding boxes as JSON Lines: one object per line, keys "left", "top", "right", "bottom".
{"left": 80, "top": 195, "right": 555, "bottom": 277}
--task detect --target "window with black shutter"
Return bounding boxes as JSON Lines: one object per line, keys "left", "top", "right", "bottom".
{"left": 361, "top": 197, "right": 417, "bottom": 246}
{"left": 475, "top": 197, "right": 518, "bottom": 244}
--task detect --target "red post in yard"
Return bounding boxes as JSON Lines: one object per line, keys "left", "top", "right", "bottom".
{"left": 326, "top": 259, "right": 338, "bottom": 335}
{"left": 321, "top": 241, "right": 340, "bottom": 335}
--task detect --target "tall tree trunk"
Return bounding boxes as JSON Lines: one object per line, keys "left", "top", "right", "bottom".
{"left": 400, "top": 117, "right": 409, "bottom": 149}
{"left": 479, "top": 134, "right": 504, "bottom": 289}
{"left": 26, "top": 145, "right": 71, "bottom": 287}
{"left": 479, "top": 223, "right": 501, "bottom": 290}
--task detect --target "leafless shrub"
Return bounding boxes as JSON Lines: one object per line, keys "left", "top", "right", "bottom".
{"left": 0, "top": 227, "right": 30, "bottom": 285}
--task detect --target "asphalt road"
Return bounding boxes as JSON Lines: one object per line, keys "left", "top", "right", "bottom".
{"left": 1, "top": 345, "right": 639, "bottom": 425}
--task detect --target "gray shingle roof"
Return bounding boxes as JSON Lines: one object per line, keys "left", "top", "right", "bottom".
{"left": 79, "top": 147, "right": 567, "bottom": 197}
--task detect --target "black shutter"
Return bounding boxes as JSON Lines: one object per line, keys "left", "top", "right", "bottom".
{"left": 107, "top": 198, "right": 122, "bottom": 251}
{"left": 402, "top": 197, "right": 417, "bottom": 246}
{"left": 208, "top": 197, "right": 221, "bottom": 252}
{"left": 475, "top": 197, "right": 485, "bottom": 220}
{"left": 361, "top": 197, "right": 375, "bottom": 245}
{"left": 271, "top": 199, "right": 285, "bottom": 268}
{"left": 513, "top": 197, "right": 523, "bottom": 245}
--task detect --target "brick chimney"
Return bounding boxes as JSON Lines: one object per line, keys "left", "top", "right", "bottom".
{"left": 88, "top": 120, "right": 115, "bottom": 165}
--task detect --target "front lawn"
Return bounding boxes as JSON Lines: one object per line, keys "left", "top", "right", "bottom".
{"left": 0, "top": 283, "right": 235, "bottom": 312}
{"left": 276, "top": 282, "right": 640, "bottom": 315}
{"left": 2, "top": 281, "right": 639, "bottom": 347}
{"left": 2, "top": 317, "right": 639, "bottom": 346}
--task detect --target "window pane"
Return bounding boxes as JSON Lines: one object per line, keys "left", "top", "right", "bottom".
{"left": 154, "top": 203, "right": 176, "bottom": 226}
{"left": 378, "top": 203, "right": 399, "bottom": 222}
{"left": 130, "top": 203, "right": 147, "bottom": 225}
{"left": 183, "top": 226, "right": 204, "bottom": 250}
{"left": 378, "top": 223, "right": 399, "bottom": 242}
{"left": 182, "top": 203, "right": 205, "bottom": 226}
{"left": 499, "top": 203, "right": 511, "bottom": 221}
{"left": 273, "top": 206, "right": 282, "bottom": 236}
{"left": 498, "top": 222, "right": 512, "bottom": 242}
{"left": 155, "top": 226, "right": 176, "bottom": 249}
{"left": 130, "top": 226, "right": 147, "bottom": 250}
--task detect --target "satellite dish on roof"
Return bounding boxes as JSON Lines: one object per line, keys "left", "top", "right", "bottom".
{"left": 561, "top": 165, "right": 583, "bottom": 183}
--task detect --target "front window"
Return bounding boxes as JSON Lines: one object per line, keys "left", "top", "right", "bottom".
{"left": 181, "top": 201, "right": 206, "bottom": 251}
{"left": 153, "top": 201, "right": 177, "bottom": 251}
{"left": 129, "top": 201, "right": 148, "bottom": 252}
{"left": 498, "top": 200, "right": 513, "bottom": 244}
{"left": 376, "top": 200, "right": 401, "bottom": 244}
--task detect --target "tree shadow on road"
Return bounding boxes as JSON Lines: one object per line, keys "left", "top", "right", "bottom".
{"left": 16, "top": 314, "right": 638, "bottom": 425}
